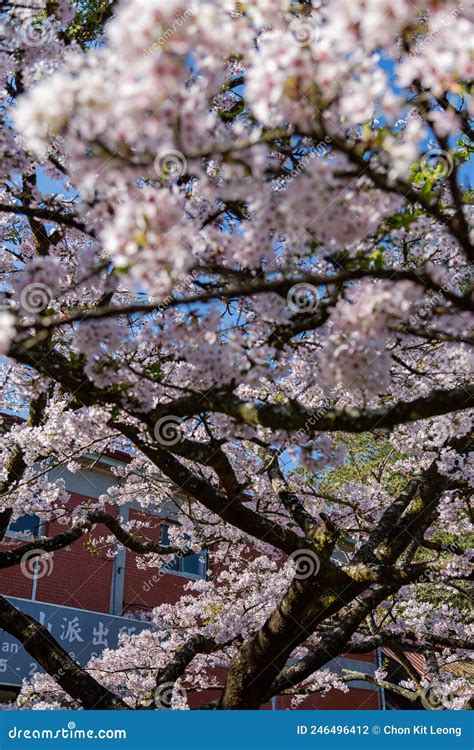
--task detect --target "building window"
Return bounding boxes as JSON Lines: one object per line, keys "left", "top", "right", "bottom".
{"left": 160, "top": 524, "right": 207, "bottom": 579}
{"left": 8, "top": 514, "right": 41, "bottom": 538}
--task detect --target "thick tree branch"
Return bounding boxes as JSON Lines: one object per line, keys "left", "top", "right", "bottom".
{"left": 8, "top": 343, "right": 473, "bottom": 437}
{"left": 154, "top": 635, "right": 219, "bottom": 709}
{"left": 268, "top": 585, "right": 395, "bottom": 696}
{"left": 0, "top": 203, "right": 92, "bottom": 235}
{"left": 0, "top": 596, "right": 127, "bottom": 710}
{"left": 116, "top": 423, "right": 304, "bottom": 556}
{"left": 267, "top": 452, "right": 321, "bottom": 538}
{"left": 0, "top": 391, "right": 49, "bottom": 541}
{"left": 0, "top": 509, "right": 188, "bottom": 569}
{"left": 13, "top": 265, "right": 473, "bottom": 333}
{"left": 339, "top": 671, "right": 418, "bottom": 702}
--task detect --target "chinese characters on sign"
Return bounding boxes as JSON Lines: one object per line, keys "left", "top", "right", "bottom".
{"left": 0, "top": 597, "right": 151, "bottom": 686}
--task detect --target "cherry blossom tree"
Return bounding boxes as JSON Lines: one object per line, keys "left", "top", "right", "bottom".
{"left": 0, "top": 0, "right": 472, "bottom": 710}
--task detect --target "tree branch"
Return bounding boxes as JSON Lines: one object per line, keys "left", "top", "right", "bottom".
{"left": 0, "top": 596, "right": 127, "bottom": 710}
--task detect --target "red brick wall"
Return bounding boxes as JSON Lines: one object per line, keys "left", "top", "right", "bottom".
{"left": 0, "top": 492, "right": 114, "bottom": 613}
{"left": 0, "top": 491, "right": 380, "bottom": 710}
{"left": 123, "top": 509, "right": 192, "bottom": 614}
{"left": 0, "top": 548, "right": 33, "bottom": 599}
{"left": 0, "top": 498, "right": 199, "bottom": 614}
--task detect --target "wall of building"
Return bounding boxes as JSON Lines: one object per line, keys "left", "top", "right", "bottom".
{"left": 0, "top": 499, "right": 192, "bottom": 615}
{"left": 0, "top": 460, "right": 380, "bottom": 708}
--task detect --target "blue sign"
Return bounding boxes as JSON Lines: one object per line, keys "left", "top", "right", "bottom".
{"left": 0, "top": 597, "right": 151, "bottom": 686}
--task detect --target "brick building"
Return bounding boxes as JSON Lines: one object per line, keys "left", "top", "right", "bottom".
{"left": 0, "top": 448, "right": 381, "bottom": 709}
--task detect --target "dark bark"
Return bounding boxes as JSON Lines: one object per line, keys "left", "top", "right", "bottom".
{"left": 0, "top": 509, "right": 186, "bottom": 569}
{"left": 0, "top": 597, "right": 127, "bottom": 709}
{"left": 0, "top": 392, "right": 49, "bottom": 541}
